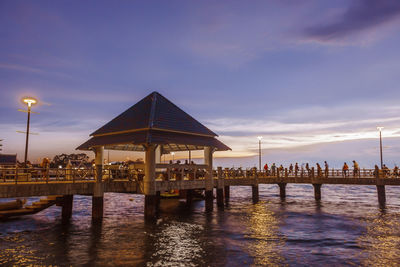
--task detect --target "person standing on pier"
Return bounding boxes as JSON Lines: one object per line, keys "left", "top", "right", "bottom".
{"left": 342, "top": 162, "right": 349, "bottom": 177}
{"left": 352, "top": 160, "right": 359, "bottom": 178}
{"left": 316, "top": 163, "right": 322, "bottom": 178}
{"left": 295, "top": 163, "right": 299, "bottom": 177}
{"left": 393, "top": 165, "right": 399, "bottom": 178}
{"left": 264, "top": 163, "right": 269, "bottom": 175}
{"left": 306, "top": 163, "right": 310, "bottom": 177}
{"left": 271, "top": 163, "right": 276, "bottom": 176}
{"left": 289, "top": 164, "right": 293, "bottom": 175}
{"left": 324, "top": 161, "right": 329, "bottom": 178}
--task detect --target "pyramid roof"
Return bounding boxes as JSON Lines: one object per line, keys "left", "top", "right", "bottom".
{"left": 91, "top": 92, "right": 217, "bottom": 137}
{"left": 77, "top": 92, "right": 230, "bottom": 152}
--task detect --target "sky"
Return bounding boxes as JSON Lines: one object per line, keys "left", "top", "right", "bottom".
{"left": 1, "top": 0, "right": 400, "bottom": 168}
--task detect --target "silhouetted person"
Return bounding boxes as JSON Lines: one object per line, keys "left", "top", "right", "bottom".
{"left": 383, "top": 164, "right": 390, "bottom": 177}
{"left": 295, "top": 163, "right": 299, "bottom": 177}
{"left": 306, "top": 163, "right": 310, "bottom": 177}
{"left": 316, "top": 163, "right": 322, "bottom": 178}
{"left": 324, "top": 161, "right": 329, "bottom": 178}
{"left": 271, "top": 163, "right": 276, "bottom": 176}
{"left": 289, "top": 164, "right": 293, "bottom": 175}
{"left": 263, "top": 163, "right": 269, "bottom": 175}
{"left": 342, "top": 162, "right": 349, "bottom": 177}
{"left": 394, "top": 165, "right": 399, "bottom": 178}
{"left": 352, "top": 160, "right": 359, "bottom": 177}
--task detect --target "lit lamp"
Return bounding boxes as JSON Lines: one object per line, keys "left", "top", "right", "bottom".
{"left": 171, "top": 152, "right": 175, "bottom": 162}
{"left": 257, "top": 136, "right": 263, "bottom": 172}
{"left": 21, "top": 97, "right": 37, "bottom": 166}
{"left": 377, "top": 126, "right": 384, "bottom": 169}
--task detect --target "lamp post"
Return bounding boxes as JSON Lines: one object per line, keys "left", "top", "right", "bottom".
{"left": 21, "top": 97, "right": 37, "bottom": 167}
{"left": 377, "top": 127, "right": 384, "bottom": 169}
{"left": 257, "top": 136, "right": 263, "bottom": 172}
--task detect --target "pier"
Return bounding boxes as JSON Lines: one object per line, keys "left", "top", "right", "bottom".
{"left": 0, "top": 92, "right": 396, "bottom": 221}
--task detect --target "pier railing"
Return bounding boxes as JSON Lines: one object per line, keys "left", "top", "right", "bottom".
{"left": 1, "top": 164, "right": 398, "bottom": 185}
{"left": 0, "top": 163, "right": 210, "bottom": 184}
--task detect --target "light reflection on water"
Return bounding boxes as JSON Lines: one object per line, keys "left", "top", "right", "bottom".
{"left": 245, "top": 202, "right": 286, "bottom": 266}
{"left": 1, "top": 185, "right": 400, "bottom": 265}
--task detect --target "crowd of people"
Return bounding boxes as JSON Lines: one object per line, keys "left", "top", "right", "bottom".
{"left": 262, "top": 161, "right": 400, "bottom": 178}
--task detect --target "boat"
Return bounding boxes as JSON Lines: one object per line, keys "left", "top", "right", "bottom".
{"left": 0, "top": 199, "right": 27, "bottom": 211}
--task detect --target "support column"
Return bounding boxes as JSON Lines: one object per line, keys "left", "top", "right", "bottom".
{"left": 144, "top": 144, "right": 157, "bottom": 219}
{"left": 92, "top": 146, "right": 104, "bottom": 221}
{"left": 313, "top": 184, "right": 322, "bottom": 201}
{"left": 61, "top": 195, "right": 73, "bottom": 222}
{"left": 278, "top": 183, "right": 286, "bottom": 199}
{"left": 252, "top": 169, "right": 259, "bottom": 203}
{"left": 376, "top": 169, "right": 386, "bottom": 208}
{"left": 377, "top": 185, "right": 386, "bottom": 207}
{"left": 204, "top": 146, "right": 214, "bottom": 212}
{"left": 216, "top": 167, "right": 224, "bottom": 209}
{"left": 186, "top": 189, "right": 194, "bottom": 207}
{"left": 224, "top": 185, "right": 230, "bottom": 203}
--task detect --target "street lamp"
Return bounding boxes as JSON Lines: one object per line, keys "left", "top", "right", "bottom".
{"left": 171, "top": 152, "right": 175, "bottom": 162}
{"left": 257, "top": 136, "right": 263, "bottom": 172}
{"left": 377, "top": 127, "right": 384, "bottom": 168}
{"left": 21, "top": 97, "right": 37, "bottom": 166}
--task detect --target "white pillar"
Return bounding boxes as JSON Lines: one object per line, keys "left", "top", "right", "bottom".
{"left": 144, "top": 144, "right": 156, "bottom": 195}
{"left": 155, "top": 145, "right": 162, "bottom": 164}
{"left": 204, "top": 146, "right": 213, "bottom": 189}
{"left": 94, "top": 146, "right": 104, "bottom": 182}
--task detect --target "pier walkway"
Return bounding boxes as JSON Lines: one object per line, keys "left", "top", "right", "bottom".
{"left": 0, "top": 165, "right": 396, "bottom": 220}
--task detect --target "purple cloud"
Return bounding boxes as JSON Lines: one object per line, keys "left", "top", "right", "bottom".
{"left": 304, "top": 0, "right": 400, "bottom": 41}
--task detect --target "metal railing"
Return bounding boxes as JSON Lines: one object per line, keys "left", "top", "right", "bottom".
{"left": 0, "top": 163, "right": 210, "bottom": 184}
{"left": 220, "top": 167, "right": 398, "bottom": 179}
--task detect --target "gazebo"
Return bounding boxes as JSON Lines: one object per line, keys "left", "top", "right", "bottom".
{"left": 77, "top": 91, "right": 230, "bottom": 219}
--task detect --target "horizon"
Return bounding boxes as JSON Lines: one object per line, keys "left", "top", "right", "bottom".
{"left": 1, "top": 1, "right": 400, "bottom": 168}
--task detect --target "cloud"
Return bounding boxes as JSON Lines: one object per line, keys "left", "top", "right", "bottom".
{"left": 303, "top": 0, "right": 400, "bottom": 42}
{"left": 0, "top": 63, "right": 72, "bottom": 78}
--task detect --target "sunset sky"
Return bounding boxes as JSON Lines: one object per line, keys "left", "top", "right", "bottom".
{"left": 1, "top": 0, "right": 400, "bottom": 168}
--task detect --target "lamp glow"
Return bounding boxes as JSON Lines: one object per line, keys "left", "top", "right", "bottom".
{"left": 22, "top": 97, "right": 37, "bottom": 107}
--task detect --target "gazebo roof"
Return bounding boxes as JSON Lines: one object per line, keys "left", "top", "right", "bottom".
{"left": 77, "top": 92, "right": 230, "bottom": 152}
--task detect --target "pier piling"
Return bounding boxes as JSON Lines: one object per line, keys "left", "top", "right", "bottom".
{"left": 144, "top": 144, "right": 157, "bottom": 220}
{"left": 377, "top": 185, "right": 386, "bottom": 207}
{"left": 278, "top": 183, "right": 286, "bottom": 199}
{"left": 313, "top": 184, "right": 322, "bottom": 201}
{"left": 186, "top": 189, "right": 193, "bottom": 207}
{"left": 216, "top": 167, "right": 224, "bottom": 209}
{"left": 252, "top": 169, "right": 259, "bottom": 203}
{"left": 92, "top": 146, "right": 104, "bottom": 221}
{"left": 61, "top": 195, "right": 73, "bottom": 222}
{"left": 224, "top": 186, "right": 230, "bottom": 203}
{"left": 204, "top": 147, "right": 214, "bottom": 212}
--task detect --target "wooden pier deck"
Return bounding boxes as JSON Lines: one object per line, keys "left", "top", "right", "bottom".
{"left": 0, "top": 166, "right": 397, "bottom": 220}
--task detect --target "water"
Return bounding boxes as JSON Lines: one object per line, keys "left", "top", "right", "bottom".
{"left": 1, "top": 184, "right": 400, "bottom": 266}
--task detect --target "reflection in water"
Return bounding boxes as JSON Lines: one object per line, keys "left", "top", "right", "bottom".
{"left": 359, "top": 212, "right": 400, "bottom": 266}
{"left": 245, "top": 202, "right": 285, "bottom": 266}
{"left": 2, "top": 187, "right": 400, "bottom": 265}
{"left": 147, "top": 221, "right": 205, "bottom": 267}
{"left": 0, "top": 232, "right": 44, "bottom": 265}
